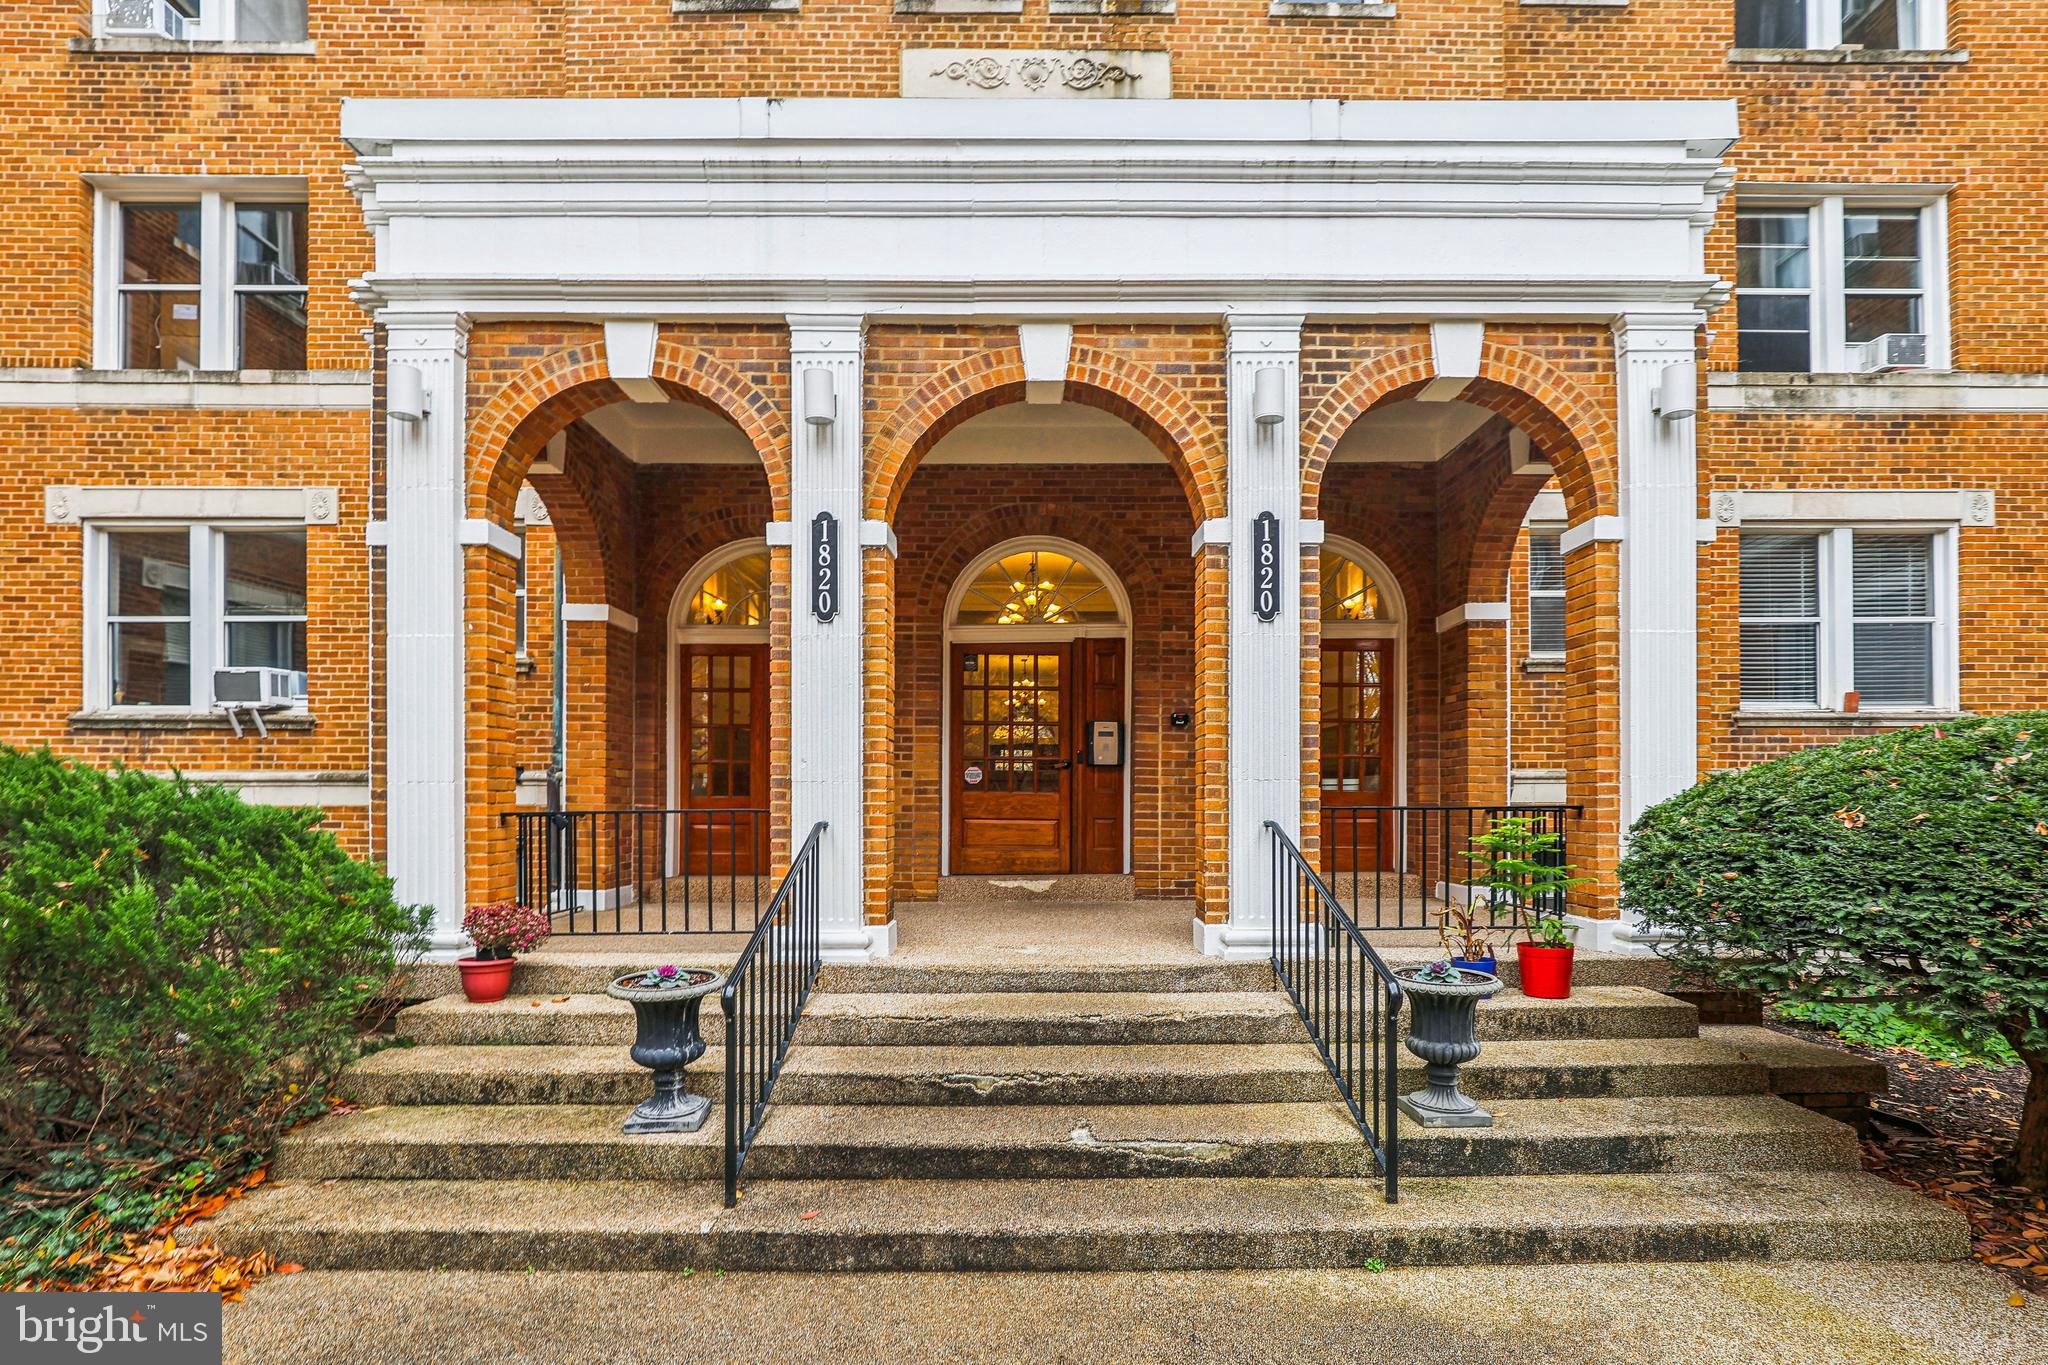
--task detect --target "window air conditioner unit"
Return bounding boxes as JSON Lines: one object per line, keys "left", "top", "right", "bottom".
{"left": 1848, "top": 333, "right": 1929, "bottom": 373}
{"left": 104, "top": 1, "right": 199, "bottom": 39}
{"left": 214, "top": 666, "right": 306, "bottom": 709}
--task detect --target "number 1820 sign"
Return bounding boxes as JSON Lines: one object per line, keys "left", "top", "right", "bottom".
{"left": 811, "top": 511, "right": 839, "bottom": 623}
{"left": 1252, "top": 511, "right": 1280, "bottom": 623}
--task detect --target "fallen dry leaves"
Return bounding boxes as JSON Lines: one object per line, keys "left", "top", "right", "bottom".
{"left": 22, "top": 1166, "right": 298, "bottom": 1300}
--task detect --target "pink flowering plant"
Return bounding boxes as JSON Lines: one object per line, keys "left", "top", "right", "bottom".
{"left": 461, "top": 901, "right": 551, "bottom": 961}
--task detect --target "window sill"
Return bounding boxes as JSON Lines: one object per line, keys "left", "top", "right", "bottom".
{"left": 0, "top": 369, "right": 371, "bottom": 411}
{"left": 894, "top": 0, "right": 1022, "bottom": 10}
{"left": 69, "top": 709, "right": 317, "bottom": 734}
{"left": 71, "top": 38, "right": 316, "bottom": 57}
{"left": 1049, "top": 0, "right": 1176, "bottom": 12}
{"left": 672, "top": 0, "right": 798, "bottom": 11}
{"left": 1727, "top": 47, "right": 1967, "bottom": 66}
{"left": 1732, "top": 708, "right": 1959, "bottom": 729}
{"left": 1268, "top": 1, "right": 1394, "bottom": 15}
{"left": 1521, "top": 657, "right": 1566, "bottom": 674}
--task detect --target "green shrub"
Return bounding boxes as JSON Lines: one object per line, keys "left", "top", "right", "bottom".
{"left": 1618, "top": 713, "right": 2048, "bottom": 1189}
{"left": 1773, "top": 999, "right": 2020, "bottom": 1068}
{"left": 0, "top": 748, "right": 429, "bottom": 1282}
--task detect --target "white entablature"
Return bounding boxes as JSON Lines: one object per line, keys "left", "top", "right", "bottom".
{"left": 340, "top": 97, "right": 1737, "bottom": 322}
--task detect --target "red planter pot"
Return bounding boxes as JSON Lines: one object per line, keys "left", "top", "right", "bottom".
{"left": 458, "top": 955, "right": 516, "bottom": 1004}
{"left": 1516, "top": 941, "right": 1575, "bottom": 1000}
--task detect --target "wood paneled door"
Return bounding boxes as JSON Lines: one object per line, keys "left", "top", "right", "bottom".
{"left": 678, "top": 642, "right": 769, "bottom": 875}
{"left": 1319, "top": 638, "right": 1396, "bottom": 872}
{"left": 949, "top": 640, "right": 1126, "bottom": 876}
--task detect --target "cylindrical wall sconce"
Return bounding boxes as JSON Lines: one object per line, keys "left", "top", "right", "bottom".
{"left": 1654, "top": 362, "right": 1697, "bottom": 422}
{"left": 389, "top": 364, "right": 427, "bottom": 425}
{"left": 801, "top": 367, "right": 837, "bottom": 428}
{"left": 1253, "top": 365, "right": 1287, "bottom": 427}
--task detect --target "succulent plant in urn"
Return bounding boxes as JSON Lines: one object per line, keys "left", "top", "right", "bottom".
{"left": 1395, "top": 959, "right": 1503, "bottom": 1128}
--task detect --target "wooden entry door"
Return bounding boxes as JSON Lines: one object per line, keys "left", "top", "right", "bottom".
{"left": 678, "top": 642, "right": 768, "bottom": 875}
{"left": 1319, "top": 638, "right": 1396, "bottom": 872}
{"left": 951, "top": 644, "right": 1073, "bottom": 875}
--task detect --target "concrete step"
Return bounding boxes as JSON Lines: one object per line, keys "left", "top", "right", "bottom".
{"left": 1701, "top": 1025, "right": 1890, "bottom": 1098}
{"left": 395, "top": 993, "right": 720, "bottom": 1047}
{"left": 778, "top": 1044, "right": 1335, "bottom": 1106}
{"left": 272, "top": 1093, "right": 1857, "bottom": 1184}
{"left": 341, "top": 1034, "right": 1770, "bottom": 1108}
{"left": 1370, "top": 945, "right": 1676, "bottom": 992}
{"left": 281, "top": 1087, "right": 1865, "bottom": 1185}
{"left": 208, "top": 1170, "right": 1968, "bottom": 1272}
{"left": 338, "top": 1045, "right": 721, "bottom": 1108}
{"left": 819, "top": 958, "right": 1273, "bottom": 995}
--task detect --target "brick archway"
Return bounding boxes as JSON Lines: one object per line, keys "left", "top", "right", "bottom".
{"left": 1300, "top": 333, "right": 1617, "bottom": 525}
{"left": 468, "top": 333, "right": 792, "bottom": 524}
{"left": 865, "top": 340, "right": 1227, "bottom": 525}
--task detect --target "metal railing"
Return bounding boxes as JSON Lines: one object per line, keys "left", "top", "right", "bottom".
{"left": 722, "top": 821, "right": 825, "bottom": 1207}
{"left": 1317, "top": 804, "right": 1583, "bottom": 930}
{"left": 506, "top": 808, "right": 769, "bottom": 934}
{"left": 1267, "top": 820, "right": 1402, "bottom": 1204}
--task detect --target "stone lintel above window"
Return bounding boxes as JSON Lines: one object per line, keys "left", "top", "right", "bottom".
{"left": 1269, "top": 0, "right": 1394, "bottom": 15}
{"left": 1728, "top": 47, "right": 1968, "bottom": 65}
{"left": 1048, "top": 0, "right": 1176, "bottom": 14}
{"left": 895, "top": 0, "right": 1022, "bottom": 12}
{"left": 673, "top": 0, "right": 799, "bottom": 12}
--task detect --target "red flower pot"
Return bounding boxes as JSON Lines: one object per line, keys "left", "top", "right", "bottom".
{"left": 458, "top": 955, "right": 516, "bottom": 1004}
{"left": 1516, "top": 941, "right": 1575, "bottom": 1000}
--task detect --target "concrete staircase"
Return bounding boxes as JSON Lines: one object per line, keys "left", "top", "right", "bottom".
{"left": 212, "top": 920, "right": 1968, "bottom": 1271}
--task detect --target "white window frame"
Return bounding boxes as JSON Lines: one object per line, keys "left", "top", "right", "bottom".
{"left": 84, "top": 521, "right": 310, "bottom": 716}
{"left": 1737, "top": 0, "right": 1948, "bottom": 49}
{"left": 1737, "top": 523, "right": 1958, "bottom": 717}
{"left": 93, "top": 0, "right": 305, "bottom": 43}
{"left": 89, "top": 176, "right": 307, "bottom": 373}
{"left": 1736, "top": 191, "right": 1950, "bottom": 373}
{"left": 1525, "top": 524, "right": 1567, "bottom": 661}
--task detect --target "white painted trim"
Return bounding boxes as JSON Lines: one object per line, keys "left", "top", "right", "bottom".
{"left": 602, "top": 319, "right": 667, "bottom": 404}
{"left": 1696, "top": 518, "right": 1718, "bottom": 543}
{"left": 46, "top": 485, "right": 338, "bottom": 525}
{"left": 1434, "top": 601, "right": 1510, "bottom": 633}
{"left": 1710, "top": 488, "right": 1994, "bottom": 528}
{"left": 1524, "top": 489, "right": 1568, "bottom": 524}
{"left": 859, "top": 519, "right": 899, "bottom": 556}
{"left": 763, "top": 520, "right": 794, "bottom": 546}
{"left": 562, "top": 602, "right": 641, "bottom": 633}
{"left": 1560, "top": 515, "right": 1626, "bottom": 554}
{"left": 1317, "top": 535, "right": 1408, "bottom": 813}
{"left": 0, "top": 369, "right": 370, "bottom": 409}
{"left": 1191, "top": 518, "right": 1231, "bottom": 553}
{"left": 1708, "top": 372, "right": 2048, "bottom": 412}
{"left": 664, "top": 537, "right": 774, "bottom": 821}
{"left": 1194, "top": 914, "right": 1276, "bottom": 960}
{"left": 940, "top": 535, "right": 1135, "bottom": 878}
{"left": 364, "top": 519, "right": 389, "bottom": 547}
{"left": 1298, "top": 519, "right": 1326, "bottom": 546}
{"left": 458, "top": 518, "right": 523, "bottom": 559}
{"left": 1017, "top": 322, "right": 1073, "bottom": 404}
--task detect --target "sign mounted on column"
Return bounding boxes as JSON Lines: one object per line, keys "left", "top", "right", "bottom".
{"left": 811, "top": 511, "right": 839, "bottom": 622}
{"left": 1252, "top": 511, "right": 1281, "bottom": 623}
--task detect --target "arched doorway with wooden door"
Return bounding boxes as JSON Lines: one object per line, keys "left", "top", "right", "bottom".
{"left": 667, "top": 540, "right": 771, "bottom": 877}
{"left": 1317, "top": 538, "right": 1405, "bottom": 901}
{"left": 943, "top": 537, "right": 1133, "bottom": 878}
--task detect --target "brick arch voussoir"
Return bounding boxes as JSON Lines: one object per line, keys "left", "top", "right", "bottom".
{"left": 469, "top": 340, "right": 791, "bottom": 523}
{"left": 868, "top": 343, "right": 1224, "bottom": 525}
{"left": 524, "top": 475, "right": 614, "bottom": 606}
{"left": 1300, "top": 345, "right": 1437, "bottom": 517}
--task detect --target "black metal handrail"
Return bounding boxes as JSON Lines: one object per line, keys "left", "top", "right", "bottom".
{"left": 722, "top": 821, "right": 825, "bottom": 1207}
{"left": 1267, "top": 819, "right": 1402, "bottom": 1204}
{"left": 1317, "top": 804, "right": 1584, "bottom": 930}
{"left": 506, "top": 807, "right": 769, "bottom": 933}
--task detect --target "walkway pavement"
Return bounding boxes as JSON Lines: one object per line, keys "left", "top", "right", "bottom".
{"left": 224, "top": 1262, "right": 2043, "bottom": 1364}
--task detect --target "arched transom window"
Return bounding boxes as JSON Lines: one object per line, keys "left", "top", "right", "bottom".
{"left": 954, "top": 547, "right": 1119, "bottom": 628}
{"left": 686, "top": 550, "right": 769, "bottom": 627}
{"left": 1321, "top": 548, "right": 1391, "bottom": 623}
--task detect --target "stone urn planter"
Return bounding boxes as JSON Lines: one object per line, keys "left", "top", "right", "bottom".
{"left": 1395, "top": 963, "right": 1504, "bottom": 1128}
{"left": 606, "top": 966, "right": 727, "bottom": 1135}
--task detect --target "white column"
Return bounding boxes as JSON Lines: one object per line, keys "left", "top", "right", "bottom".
{"left": 1612, "top": 315, "right": 1703, "bottom": 829}
{"left": 786, "top": 315, "right": 885, "bottom": 959}
{"left": 382, "top": 312, "right": 472, "bottom": 956}
{"left": 1206, "top": 314, "right": 1305, "bottom": 959}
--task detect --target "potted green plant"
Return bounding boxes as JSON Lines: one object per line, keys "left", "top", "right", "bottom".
{"left": 458, "top": 901, "right": 550, "bottom": 1003}
{"left": 1434, "top": 900, "right": 1505, "bottom": 977}
{"left": 1462, "top": 815, "right": 1588, "bottom": 999}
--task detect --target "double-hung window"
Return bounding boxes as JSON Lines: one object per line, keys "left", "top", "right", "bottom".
{"left": 1736, "top": 195, "right": 1947, "bottom": 373}
{"left": 98, "top": 1, "right": 308, "bottom": 42}
{"left": 90, "top": 525, "right": 308, "bottom": 712}
{"left": 95, "top": 182, "right": 308, "bottom": 371}
{"left": 1739, "top": 527, "right": 1953, "bottom": 713}
{"left": 1526, "top": 530, "right": 1566, "bottom": 660}
{"left": 1734, "top": 0, "right": 1946, "bottom": 50}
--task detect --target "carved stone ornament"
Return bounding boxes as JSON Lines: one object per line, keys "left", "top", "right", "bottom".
{"left": 1964, "top": 490, "right": 1995, "bottom": 526}
{"left": 903, "top": 49, "right": 1170, "bottom": 99}
{"left": 1710, "top": 491, "right": 1740, "bottom": 527}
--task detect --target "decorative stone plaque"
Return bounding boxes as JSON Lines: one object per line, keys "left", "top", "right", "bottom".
{"left": 903, "top": 49, "right": 1171, "bottom": 99}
